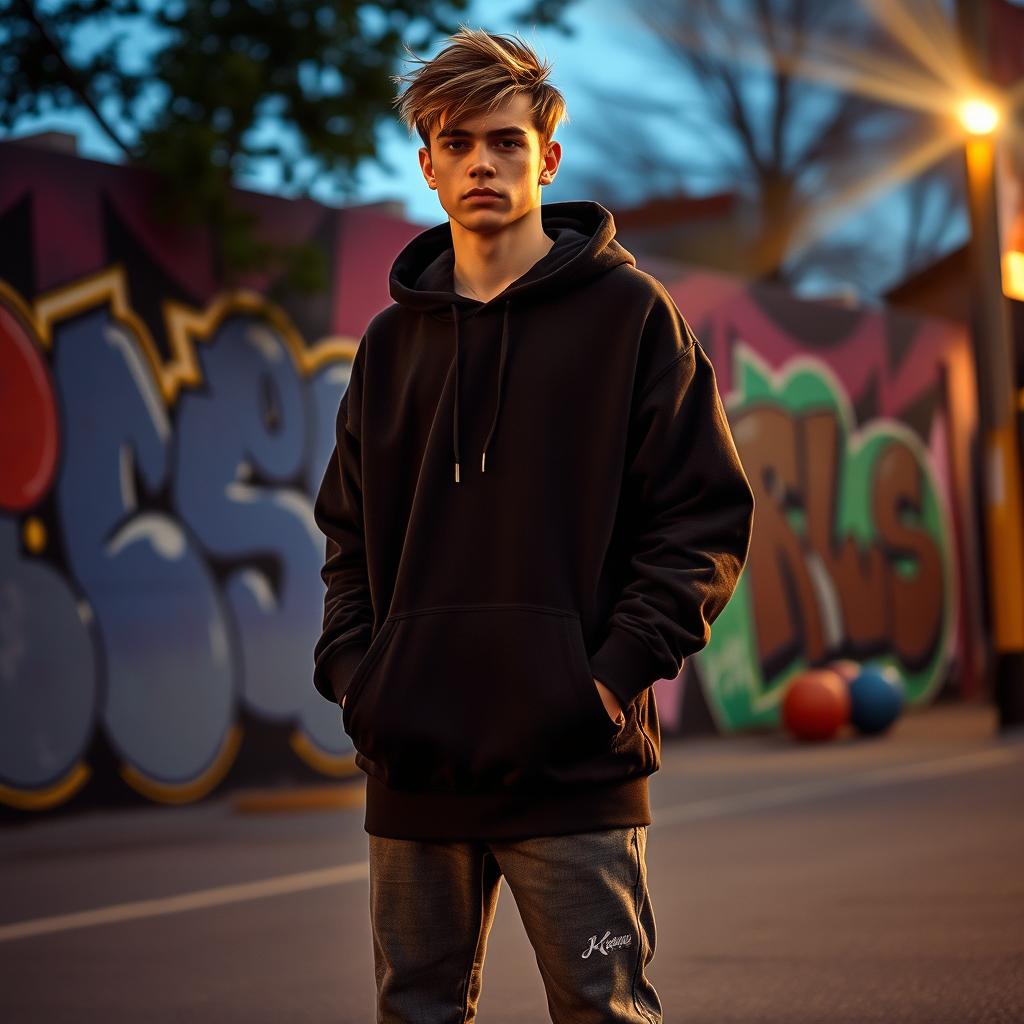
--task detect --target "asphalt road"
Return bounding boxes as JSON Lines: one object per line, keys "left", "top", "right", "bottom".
{"left": 2, "top": 702, "right": 1022, "bottom": 1023}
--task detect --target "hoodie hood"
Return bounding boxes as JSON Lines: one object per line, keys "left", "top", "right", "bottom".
{"left": 389, "top": 199, "right": 636, "bottom": 314}
{"left": 388, "top": 201, "right": 636, "bottom": 483}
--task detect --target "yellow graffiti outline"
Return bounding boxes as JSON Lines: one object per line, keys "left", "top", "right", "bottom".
{"left": 120, "top": 724, "right": 244, "bottom": 804}
{"left": 160, "top": 288, "right": 357, "bottom": 400}
{"left": 22, "top": 264, "right": 358, "bottom": 405}
{"left": 0, "top": 279, "right": 39, "bottom": 340}
{"left": 0, "top": 762, "right": 91, "bottom": 811}
{"left": 289, "top": 733, "right": 362, "bottom": 779}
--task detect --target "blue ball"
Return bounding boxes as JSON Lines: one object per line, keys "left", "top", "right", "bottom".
{"left": 849, "top": 665, "right": 904, "bottom": 735}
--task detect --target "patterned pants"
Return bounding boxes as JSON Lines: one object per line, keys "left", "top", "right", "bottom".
{"left": 368, "top": 825, "right": 663, "bottom": 1023}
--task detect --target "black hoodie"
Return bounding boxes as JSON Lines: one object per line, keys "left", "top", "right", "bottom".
{"left": 313, "top": 200, "right": 755, "bottom": 841}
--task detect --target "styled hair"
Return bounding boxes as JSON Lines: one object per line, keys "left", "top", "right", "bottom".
{"left": 391, "top": 25, "right": 569, "bottom": 151}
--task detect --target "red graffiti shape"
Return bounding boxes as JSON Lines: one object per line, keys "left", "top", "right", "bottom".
{"left": 0, "top": 303, "right": 59, "bottom": 511}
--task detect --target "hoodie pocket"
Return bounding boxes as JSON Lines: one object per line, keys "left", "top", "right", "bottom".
{"left": 341, "top": 618, "right": 397, "bottom": 716}
{"left": 562, "top": 612, "right": 627, "bottom": 746}
{"left": 342, "top": 604, "right": 622, "bottom": 792}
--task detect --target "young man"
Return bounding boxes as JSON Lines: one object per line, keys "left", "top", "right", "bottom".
{"left": 313, "top": 26, "right": 755, "bottom": 1024}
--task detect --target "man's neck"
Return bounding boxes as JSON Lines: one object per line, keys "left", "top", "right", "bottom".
{"left": 450, "top": 205, "right": 555, "bottom": 304}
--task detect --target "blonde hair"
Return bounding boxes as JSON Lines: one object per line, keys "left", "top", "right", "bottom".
{"left": 391, "top": 25, "right": 569, "bottom": 151}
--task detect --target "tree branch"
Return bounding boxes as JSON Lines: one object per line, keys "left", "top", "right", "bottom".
{"left": 15, "top": 0, "right": 135, "bottom": 160}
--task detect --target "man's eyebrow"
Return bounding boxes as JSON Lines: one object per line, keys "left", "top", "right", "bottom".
{"left": 436, "top": 125, "right": 530, "bottom": 139}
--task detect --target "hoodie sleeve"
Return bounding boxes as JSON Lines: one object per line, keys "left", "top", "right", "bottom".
{"left": 588, "top": 298, "right": 755, "bottom": 713}
{"left": 312, "top": 342, "right": 373, "bottom": 705}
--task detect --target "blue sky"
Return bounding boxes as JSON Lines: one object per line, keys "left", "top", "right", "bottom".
{"left": 11, "top": 0, "right": 671, "bottom": 224}
{"left": 350, "top": 0, "right": 704, "bottom": 224}
{"left": 5, "top": 0, "right": 979, "bottom": 299}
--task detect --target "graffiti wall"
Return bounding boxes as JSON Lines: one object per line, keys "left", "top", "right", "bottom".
{"left": 651, "top": 270, "right": 980, "bottom": 733}
{"left": 0, "top": 142, "right": 980, "bottom": 809}
{"left": 0, "top": 142, "right": 420, "bottom": 810}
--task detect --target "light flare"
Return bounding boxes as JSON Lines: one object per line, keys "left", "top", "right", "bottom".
{"left": 642, "top": 0, "right": 1022, "bottom": 261}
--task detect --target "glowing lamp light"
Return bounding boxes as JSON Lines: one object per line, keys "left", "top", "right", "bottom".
{"left": 1003, "top": 250, "right": 1024, "bottom": 302}
{"left": 958, "top": 97, "right": 1001, "bottom": 136}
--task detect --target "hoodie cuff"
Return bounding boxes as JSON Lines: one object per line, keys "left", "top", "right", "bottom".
{"left": 315, "top": 642, "right": 371, "bottom": 705}
{"left": 588, "top": 625, "right": 665, "bottom": 712}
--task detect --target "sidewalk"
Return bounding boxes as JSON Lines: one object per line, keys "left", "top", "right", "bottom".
{"left": 658, "top": 697, "right": 1017, "bottom": 781}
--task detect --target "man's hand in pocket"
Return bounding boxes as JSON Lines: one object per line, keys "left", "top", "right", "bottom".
{"left": 594, "top": 678, "right": 625, "bottom": 724}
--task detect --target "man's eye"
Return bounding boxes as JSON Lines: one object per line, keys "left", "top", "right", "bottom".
{"left": 443, "top": 140, "right": 521, "bottom": 151}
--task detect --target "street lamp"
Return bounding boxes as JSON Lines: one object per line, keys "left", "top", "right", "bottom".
{"left": 956, "top": 77, "right": 1024, "bottom": 726}
{"left": 958, "top": 97, "right": 1001, "bottom": 136}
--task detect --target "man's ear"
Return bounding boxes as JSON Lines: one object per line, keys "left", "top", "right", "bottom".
{"left": 418, "top": 145, "right": 436, "bottom": 189}
{"left": 540, "top": 138, "right": 561, "bottom": 185}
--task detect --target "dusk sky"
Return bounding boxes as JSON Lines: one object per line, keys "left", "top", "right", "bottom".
{"left": 350, "top": 0, "right": 702, "bottom": 224}
{"left": 5, "top": 0, "right": 989, "bottom": 300}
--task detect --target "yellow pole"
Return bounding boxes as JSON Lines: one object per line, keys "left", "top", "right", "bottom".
{"left": 963, "top": 124, "right": 1024, "bottom": 725}
{"left": 965, "top": 135, "right": 1024, "bottom": 653}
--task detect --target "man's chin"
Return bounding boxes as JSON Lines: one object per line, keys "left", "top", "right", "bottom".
{"left": 450, "top": 209, "right": 511, "bottom": 233}
{"left": 448, "top": 203, "right": 533, "bottom": 234}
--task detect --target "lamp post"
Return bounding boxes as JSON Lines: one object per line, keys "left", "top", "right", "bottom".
{"left": 955, "top": 67, "right": 1024, "bottom": 723}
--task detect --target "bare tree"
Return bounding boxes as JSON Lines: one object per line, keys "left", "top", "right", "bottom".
{"left": 898, "top": 152, "right": 967, "bottom": 273}
{"left": 578, "top": 0, "right": 965, "bottom": 298}
{"left": 780, "top": 148, "right": 966, "bottom": 301}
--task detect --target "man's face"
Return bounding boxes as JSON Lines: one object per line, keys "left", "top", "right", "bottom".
{"left": 419, "top": 92, "right": 560, "bottom": 232}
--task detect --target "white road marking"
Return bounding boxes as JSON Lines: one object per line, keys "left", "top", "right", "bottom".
{"left": 2, "top": 745, "right": 1020, "bottom": 944}
{"left": 653, "top": 745, "right": 1024, "bottom": 826}
{"left": 0, "top": 861, "right": 368, "bottom": 943}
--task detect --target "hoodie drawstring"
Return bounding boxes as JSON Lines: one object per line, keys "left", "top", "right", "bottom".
{"left": 481, "top": 301, "right": 511, "bottom": 474}
{"left": 450, "top": 299, "right": 511, "bottom": 484}
{"left": 451, "top": 301, "right": 462, "bottom": 483}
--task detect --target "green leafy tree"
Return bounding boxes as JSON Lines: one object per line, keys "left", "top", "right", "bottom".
{"left": 2, "top": 0, "right": 575, "bottom": 293}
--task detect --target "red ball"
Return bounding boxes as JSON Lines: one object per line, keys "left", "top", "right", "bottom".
{"left": 781, "top": 669, "right": 850, "bottom": 741}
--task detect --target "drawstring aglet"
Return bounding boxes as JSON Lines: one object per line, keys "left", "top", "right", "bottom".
{"left": 481, "top": 450, "right": 487, "bottom": 473}
{"left": 454, "top": 461, "right": 461, "bottom": 483}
